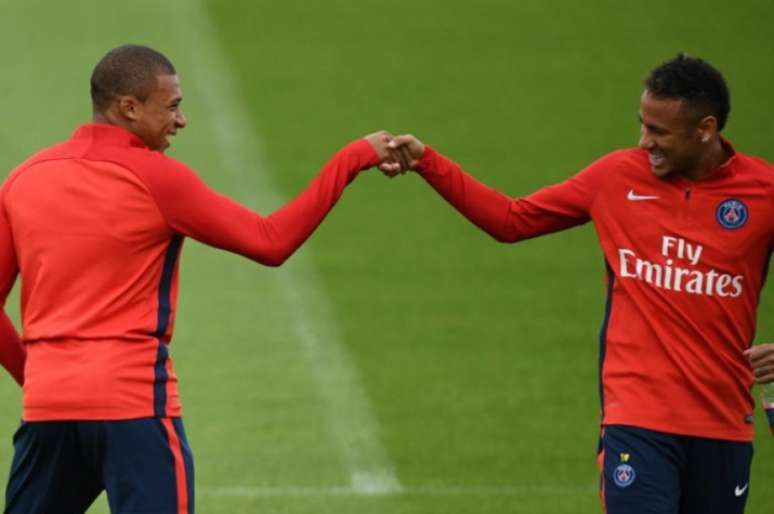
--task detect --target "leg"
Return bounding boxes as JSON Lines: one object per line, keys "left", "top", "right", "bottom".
{"left": 678, "top": 437, "right": 752, "bottom": 514}
{"left": 4, "top": 421, "right": 103, "bottom": 514}
{"left": 598, "top": 425, "right": 683, "bottom": 514}
{"left": 102, "top": 417, "right": 194, "bottom": 514}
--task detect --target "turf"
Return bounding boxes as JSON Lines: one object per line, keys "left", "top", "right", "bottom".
{"left": 0, "top": 1, "right": 773, "bottom": 513}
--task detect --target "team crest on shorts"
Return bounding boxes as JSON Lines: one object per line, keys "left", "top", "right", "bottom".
{"left": 716, "top": 199, "right": 748, "bottom": 230}
{"left": 613, "top": 464, "right": 636, "bottom": 487}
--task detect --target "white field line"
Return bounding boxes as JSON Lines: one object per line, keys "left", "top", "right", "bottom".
{"left": 200, "top": 484, "right": 597, "bottom": 498}
{"left": 172, "top": 0, "right": 401, "bottom": 494}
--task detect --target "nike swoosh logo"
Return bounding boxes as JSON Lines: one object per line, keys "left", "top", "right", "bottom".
{"left": 627, "top": 189, "right": 660, "bottom": 201}
{"left": 735, "top": 483, "right": 749, "bottom": 496}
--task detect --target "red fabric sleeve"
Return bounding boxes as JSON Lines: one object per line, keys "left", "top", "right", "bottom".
{"left": 416, "top": 146, "right": 612, "bottom": 242}
{"left": 138, "top": 138, "right": 379, "bottom": 266}
{"left": 0, "top": 185, "right": 25, "bottom": 386}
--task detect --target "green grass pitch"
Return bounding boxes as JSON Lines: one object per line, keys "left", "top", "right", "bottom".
{"left": 0, "top": 1, "right": 773, "bottom": 513}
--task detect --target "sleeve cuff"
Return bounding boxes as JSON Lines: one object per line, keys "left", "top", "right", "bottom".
{"left": 355, "top": 137, "right": 383, "bottom": 169}
{"left": 415, "top": 145, "right": 439, "bottom": 176}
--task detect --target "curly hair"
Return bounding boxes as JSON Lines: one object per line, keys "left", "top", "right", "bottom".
{"left": 90, "top": 45, "right": 176, "bottom": 113}
{"left": 645, "top": 54, "right": 730, "bottom": 131}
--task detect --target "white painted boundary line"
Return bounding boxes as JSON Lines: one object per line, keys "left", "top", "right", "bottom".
{"left": 200, "top": 484, "right": 597, "bottom": 498}
{"left": 173, "top": 0, "right": 402, "bottom": 494}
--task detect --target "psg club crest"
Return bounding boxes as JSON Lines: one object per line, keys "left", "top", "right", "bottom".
{"left": 613, "top": 464, "right": 636, "bottom": 488}
{"left": 716, "top": 199, "right": 748, "bottom": 230}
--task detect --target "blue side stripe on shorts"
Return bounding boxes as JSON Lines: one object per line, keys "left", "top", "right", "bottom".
{"left": 173, "top": 418, "right": 195, "bottom": 514}
{"left": 153, "top": 235, "right": 183, "bottom": 417}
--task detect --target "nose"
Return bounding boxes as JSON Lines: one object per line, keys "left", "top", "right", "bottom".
{"left": 176, "top": 110, "right": 188, "bottom": 129}
{"left": 638, "top": 127, "right": 654, "bottom": 150}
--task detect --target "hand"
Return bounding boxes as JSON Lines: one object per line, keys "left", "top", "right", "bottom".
{"left": 364, "top": 131, "right": 410, "bottom": 178}
{"left": 385, "top": 134, "right": 425, "bottom": 173}
{"left": 744, "top": 343, "right": 774, "bottom": 383}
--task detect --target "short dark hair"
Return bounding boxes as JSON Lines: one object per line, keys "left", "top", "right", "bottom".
{"left": 644, "top": 54, "right": 730, "bottom": 131}
{"left": 90, "top": 45, "right": 176, "bottom": 113}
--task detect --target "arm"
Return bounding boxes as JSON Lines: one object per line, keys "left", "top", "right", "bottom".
{"left": 387, "top": 135, "right": 605, "bottom": 242}
{"left": 0, "top": 187, "right": 24, "bottom": 386}
{"left": 744, "top": 343, "right": 774, "bottom": 435}
{"left": 143, "top": 136, "right": 385, "bottom": 266}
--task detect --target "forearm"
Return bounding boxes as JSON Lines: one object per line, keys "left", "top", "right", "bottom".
{"left": 416, "top": 147, "right": 588, "bottom": 242}
{"left": 253, "top": 138, "right": 380, "bottom": 265}
{"left": 157, "top": 138, "right": 380, "bottom": 266}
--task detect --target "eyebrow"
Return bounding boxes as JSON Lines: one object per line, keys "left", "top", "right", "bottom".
{"left": 638, "top": 115, "right": 668, "bottom": 133}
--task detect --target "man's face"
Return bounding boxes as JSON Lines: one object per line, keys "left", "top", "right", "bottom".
{"left": 131, "top": 74, "right": 187, "bottom": 152}
{"left": 638, "top": 90, "right": 704, "bottom": 178}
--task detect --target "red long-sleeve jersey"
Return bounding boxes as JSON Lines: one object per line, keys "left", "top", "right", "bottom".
{"left": 417, "top": 141, "right": 774, "bottom": 441}
{"left": 0, "top": 123, "right": 379, "bottom": 421}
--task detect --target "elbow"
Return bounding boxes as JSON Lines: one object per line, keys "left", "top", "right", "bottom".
{"left": 471, "top": 221, "right": 520, "bottom": 243}
{"left": 256, "top": 249, "right": 293, "bottom": 268}
{"left": 258, "top": 255, "right": 287, "bottom": 268}
{"left": 489, "top": 230, "right": 520, "bottom": 244}
{"left": 492, "top": 233, "right": 516, "bottom": 244}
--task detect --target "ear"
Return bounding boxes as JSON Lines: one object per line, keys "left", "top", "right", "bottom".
{"left": 117, "top": 96, "right": 142, "bottom": 122}
{"left": 696, "top": 115, "right": 718, "bottom": 143}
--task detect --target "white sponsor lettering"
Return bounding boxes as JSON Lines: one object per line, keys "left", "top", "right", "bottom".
{"left": 618, "top": 249, "right": 638, "bottom": 278}
{"left": 618, "top": 236, "right": 743, "bottom": 298}
{"left": 661, "top": 235, "right": 702, "bottom": 265}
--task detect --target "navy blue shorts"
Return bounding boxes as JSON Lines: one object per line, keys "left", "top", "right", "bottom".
{"left": 4, "top": 417, "right": 194, "bottom": 514}
{"left": 598, "top": 425, "right": 752, "bottom": 514}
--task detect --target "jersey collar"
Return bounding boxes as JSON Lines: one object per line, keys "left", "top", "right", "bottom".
{"left": 71, "top": 123, "right": 149, "bottom": 149}
{"left": 715, "top": 136, "right": 737, "bottom": 177}
{"left": 667, "top": 136, "right": 737, "bottom": 186}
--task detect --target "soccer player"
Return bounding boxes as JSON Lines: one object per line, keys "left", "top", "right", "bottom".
{"left": 384, "top": 55, "right": 774, "bottom": 514}
{"left": 0, "top": 44, "right": 404, "bottom": 514}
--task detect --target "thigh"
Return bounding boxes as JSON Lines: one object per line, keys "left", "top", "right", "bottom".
{"left": 598, "top": 425, "right": 683, "bottom": 514}
{"left": 679, "top": 438, "right": 752, "bottom": 514}
{"left": 102, "top": 417, "right": 194, "bottom": 514}
{"left": 4, "top": 421, "right": 103, "bottom": 514}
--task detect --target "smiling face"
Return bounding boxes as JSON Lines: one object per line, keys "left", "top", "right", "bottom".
{"left": 638, "top": 89, "right": 712, "bottom": 179}
{"left": 127, "top": 74, "right": 187, "bottom": 152}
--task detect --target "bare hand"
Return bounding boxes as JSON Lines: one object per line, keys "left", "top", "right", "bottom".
{"left": 364, "top": 131, "right": 408, "bottom": 178}
{"left": 744, "top": 343, "right": 774, "bottom": 383}
{"left": 386, "top": 134, "right": 425, "bottom": 172}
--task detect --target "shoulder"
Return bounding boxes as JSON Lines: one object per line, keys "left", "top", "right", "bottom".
{"left": 733, "top": 151, "right": 774, "bottom": 189}
{"left": 109, "top": 150, "right": 206, "bottom": 201}
{"left": 575, "top": 148, "right": 647, "bottom": 181}
{"left": 128, "top": 149, "right": 193, "bottom": 175}
{"left": 734, "top": 152, "right": 774, "bottom": 173}
{"left": 86, "top": 143, "right": 190, "bottom": 173}
{"left": 588, "top": 148, "right": 647, "bottom": 170}
{"left": 81, "top": 146, "right": 197, "bottom": 191}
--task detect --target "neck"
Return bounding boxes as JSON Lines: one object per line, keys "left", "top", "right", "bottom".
{"left": 683, "top": 137, "right": 730, "bottom": 181}
{"left": 92, "top": 110, "right": 111, "bottom": 125}
{"left": 92, "top": 107, "right": 133, "bottom": 134}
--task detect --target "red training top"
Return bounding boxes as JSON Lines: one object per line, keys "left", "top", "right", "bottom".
{"left": 0, "top": 123, "right": 378, "bottom": 421}
{"left": 417, "top": 141, "right": 774, "bottom": 441}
